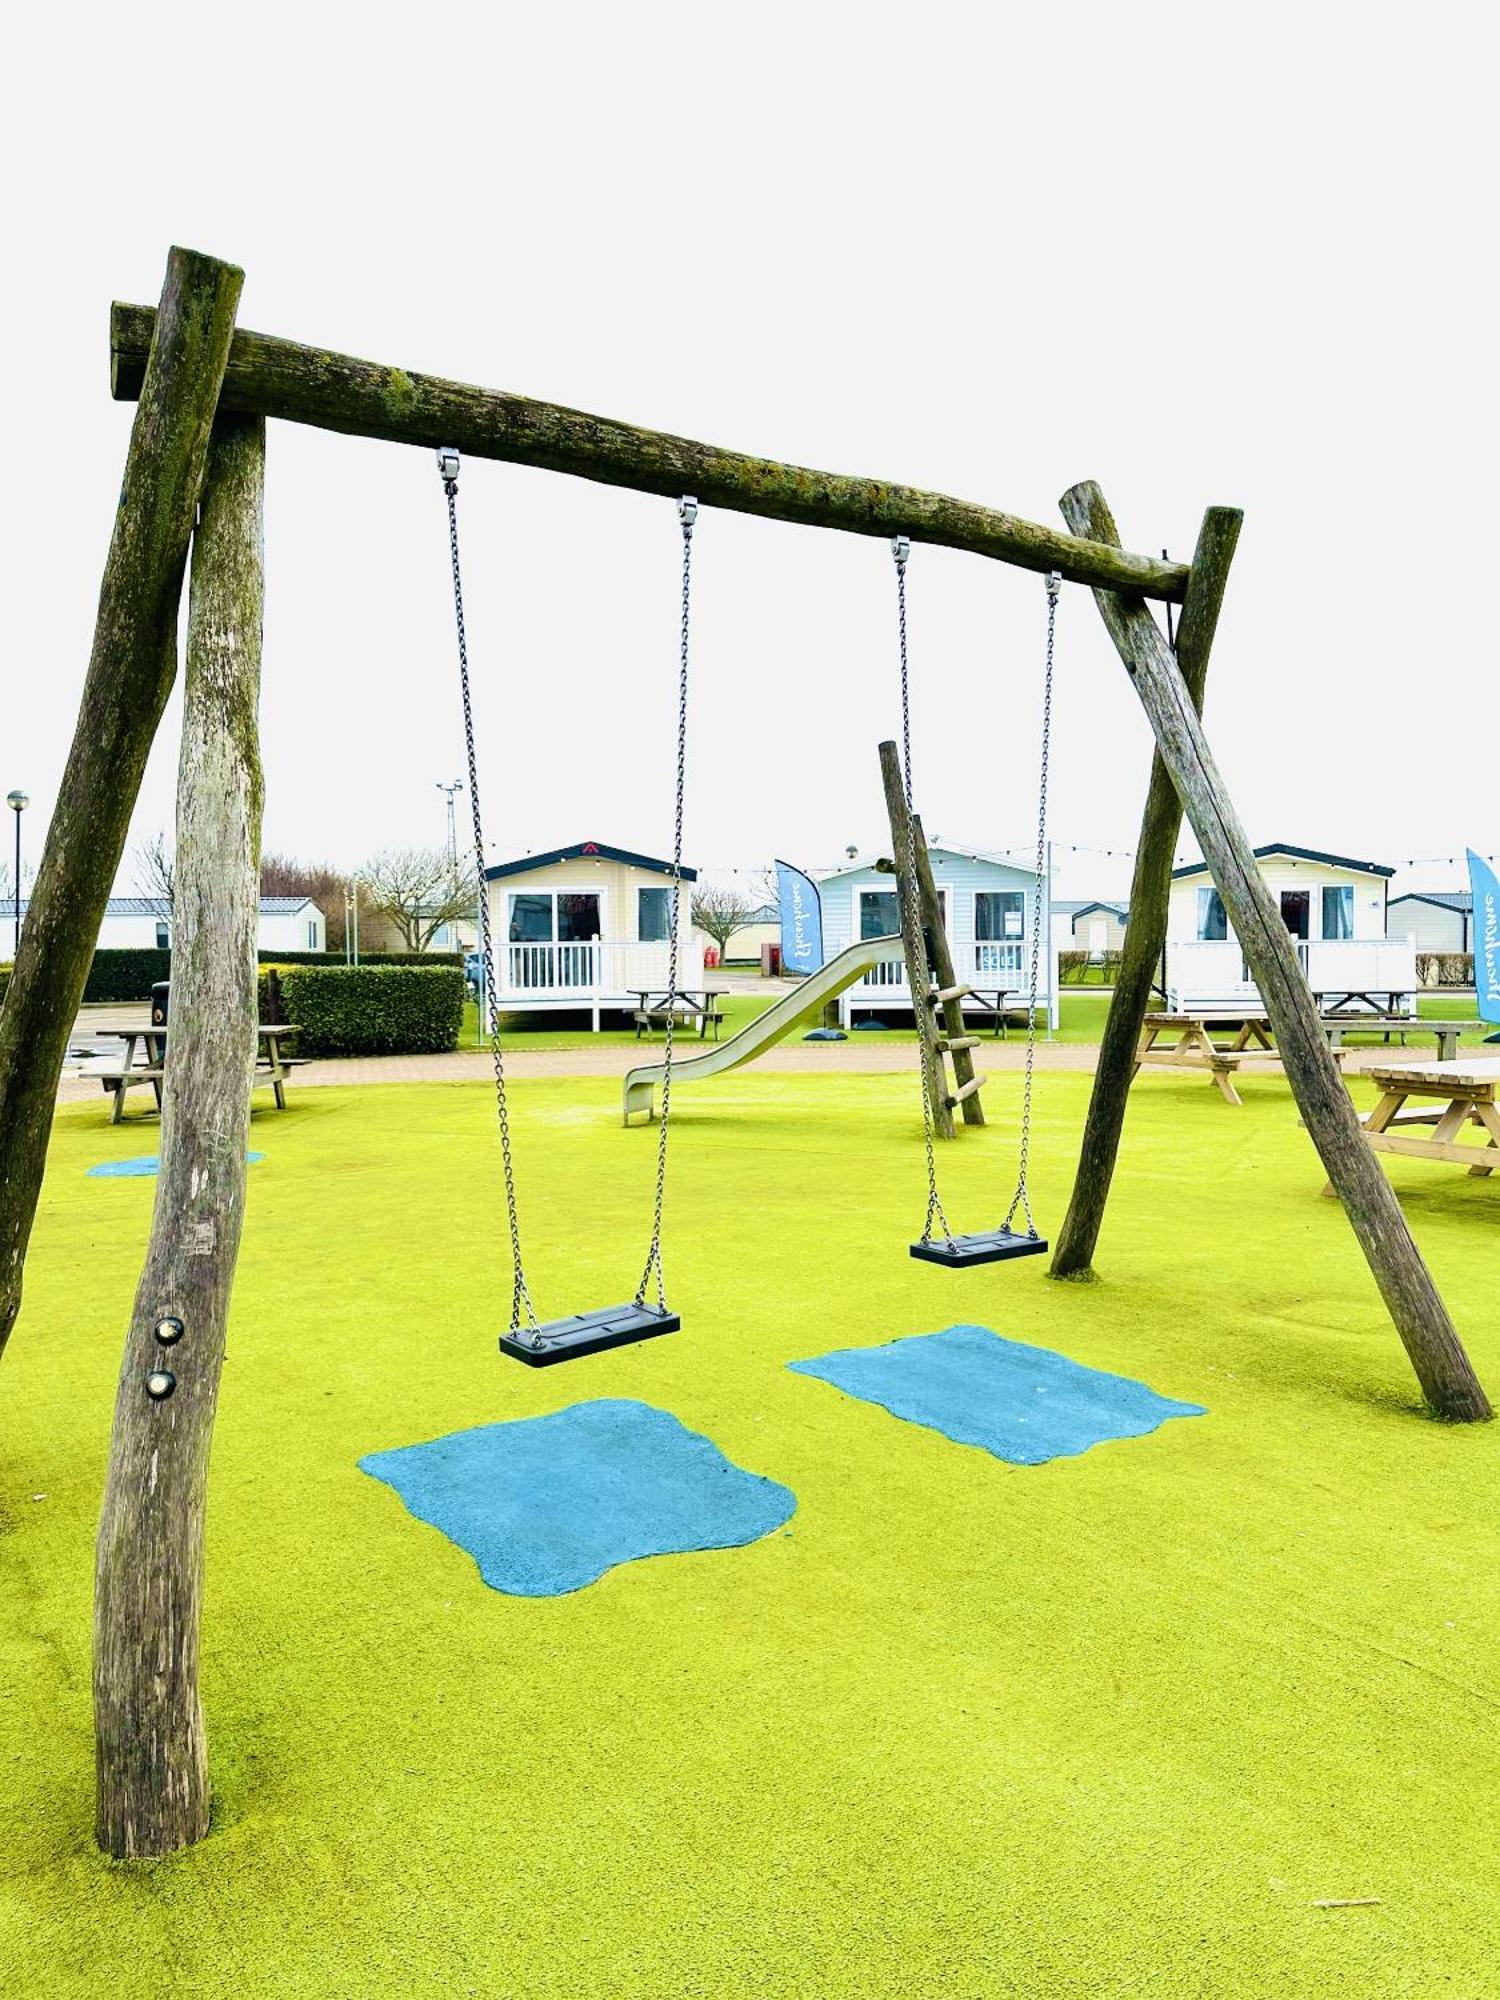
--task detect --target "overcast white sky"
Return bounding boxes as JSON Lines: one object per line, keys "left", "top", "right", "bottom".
{"left": 4, "top": 6, "right": 1494, "bottom": 906}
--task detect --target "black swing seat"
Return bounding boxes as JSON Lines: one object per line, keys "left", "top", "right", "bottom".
{"left": 498, "top": 1302, "right": 680, "bottom": 1368}
{"left": 910, "top": 1230, "right": 1048, "bottom": 1269}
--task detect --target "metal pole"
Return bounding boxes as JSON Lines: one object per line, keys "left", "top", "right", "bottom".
{"left": 6, "top": 792, "right": 28, "bottom": 957}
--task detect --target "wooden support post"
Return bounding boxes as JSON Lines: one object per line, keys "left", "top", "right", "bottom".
{"left": 910, "top": 814, "right": 984, "bottom": 1126}
{"left": 109, "top": 303, "right": 1188, "bottom": 603}
{"left": 94, "top": 412, "right": 266, "bottom": 1857}
{"left": 0, "top": 248, "right": 242, "bottom": 1363}
{"left": 1051, "top": 502, "right": 1241, "bottom": 1277}
{"left": 1060, "top": 479, "right": 1491, "bottom": 1424}
{"left": 878, "top": 740, "right": 954, "bottom": 1140}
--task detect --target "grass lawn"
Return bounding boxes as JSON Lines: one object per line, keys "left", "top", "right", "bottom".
{"left": 464, "top": 988, "right": 1496, "bottom": 1055}
{"left": 5, "top": 1068, "right": 1500, "bottom": 1994}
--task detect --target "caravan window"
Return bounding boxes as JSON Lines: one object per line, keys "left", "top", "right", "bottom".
{"left": 1321, "top": 886, "right": 1354, "bottom": 939}
{"left": 975, "top": 891, "right": 1023, "bottom": 941}
{"left": 859, "top": 889, "right": 898, "bottom": 940}
{"left": 638, "top": 887, "right": 672, "bottom": 942}
{"left": 1196, "top": 888, "right": 1228, "bottom": 941}
{"left": 507, "top": 892, "right": 602, "bottom": 943}
{"left": 859, "top": 887, "right": 945, "bottom": 940}
{"left": 509, "top": 894, "right": 554, "bottom": 943}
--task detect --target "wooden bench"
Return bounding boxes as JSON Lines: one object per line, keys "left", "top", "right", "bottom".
{"left": 1336, "top": 1056, "right": 1500, "bottom": 1186}
{"left": 85, "top": 1022, "right": 303, "bottom": 1122}
{"left": 633, "top": 1008, "right": 723, "bottom": 1041}
{"left": 1136, "top": 1011, "right": 1346, "bottom": 1106}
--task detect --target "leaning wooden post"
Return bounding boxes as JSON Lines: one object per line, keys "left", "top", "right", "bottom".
{"left": 910, "top": 816, "right": 984, "bottom": 1126}
{"left": 1060, "top": 479, "right": 1490, "bottom": 1423}
{"left": 0, "top": 248, "right": 242, "bottom": 1364}
{"left": 94, "top": 412, "right": 266, "bottom": 1857}
{"left": 1051, "top": 503, "right": 1241, "bottom": 1277}
{"left": 878, "top": 740, "right": 954, "bottom": 1140}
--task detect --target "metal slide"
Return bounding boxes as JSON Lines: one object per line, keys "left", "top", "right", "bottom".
{"left": 622, "top": 934, "right": 905, "bottom": 1122}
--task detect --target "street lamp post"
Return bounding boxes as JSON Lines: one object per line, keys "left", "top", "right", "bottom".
{"left": 437, "top": 780, "right": 463, "bottom": 875}
{"left": 6, "top": 790, "right": 27, "bottom": 957}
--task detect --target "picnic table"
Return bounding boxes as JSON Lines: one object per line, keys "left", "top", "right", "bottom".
{"left": 1345, "top": 1056, "right": 1500, "bottom": 1182}
{"left": 79, "top": 1021, "right": 304, "bottom": 1123}
{"left": 1135, "top": 1012, "right": 1348, "bottom": 1106}
{"left": 1319, "top": 1013, "right": 1480, "bottom": 1062}
{"left": 969, "top": 988, "right": 1017, "bottom": 1037}
{"left": 631, "top": 988, "right": 727, "bottom": 1041}
{"left": 1313, "top": 986, "right": 1415, "bottom": 1015}
{"left": 1136, "top": 1010, "right": 1479, "bottom": 1106}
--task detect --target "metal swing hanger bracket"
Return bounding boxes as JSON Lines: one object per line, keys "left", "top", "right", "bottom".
{"left": 678, "top": 494, "right": 698, "bottom": 529}
{"left": 891, "top": 534, "right": 911, "bottom": 569}
{"left": 436, "top": 445, "right": 460, "bottom": 489}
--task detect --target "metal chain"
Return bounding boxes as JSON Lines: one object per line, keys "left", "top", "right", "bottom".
{"left": 892, "top": 537, "right": 953, "bottom": 1246}
{"left": 635, "top": 497, "right": 696, "bottom": 1310}
{"left": 439, "top": 450, "right": 539, "bottom": 1335}
{"left": 1002, "top": 571, "right": 1060, "bottom": 1240}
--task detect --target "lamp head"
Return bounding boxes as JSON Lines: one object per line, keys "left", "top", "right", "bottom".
{"left": 5, "top": 791, "right": 27, "bottom": 812}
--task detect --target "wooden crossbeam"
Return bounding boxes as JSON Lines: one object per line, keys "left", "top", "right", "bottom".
{"left": 109, "top": 302, "right": 1189, "bottom": 601}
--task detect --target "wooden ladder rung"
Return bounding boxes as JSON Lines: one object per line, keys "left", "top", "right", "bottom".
{"left": 938, "top": 1034, "right": 980, "bottom": 1051}
{"left": 929, "top": 985, "right": 971, "bottom": 1004}
{"left": 945, "top": 1074, "right": 985, "bottom": 1106}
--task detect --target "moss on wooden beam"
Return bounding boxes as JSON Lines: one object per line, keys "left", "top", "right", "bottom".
{"left": 0, "top": 249, "right": 242, "bottom": 1364}
{"left": 111, "top": 302, "right": 1190, "bottom": 602}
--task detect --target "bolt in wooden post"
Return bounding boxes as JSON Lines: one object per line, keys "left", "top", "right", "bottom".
{"left": 1060, "top": 479, "right": 1490, "bottom": 1423}
{"left": 0, "top": 248, "right": 242, "bottom": 1364}
{"left": 1051, "top": 501, "right": 1241, "bottom": 1277}
{"left": 878, "top": 741, "right": 955, "bottom": 1140}
{"left": 94, "top": 411, "right": 266, "bottom": 1857}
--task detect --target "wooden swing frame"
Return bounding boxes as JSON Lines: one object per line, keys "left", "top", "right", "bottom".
{"left": 0, "top": 247, "right": 1487, "bottom": 1860}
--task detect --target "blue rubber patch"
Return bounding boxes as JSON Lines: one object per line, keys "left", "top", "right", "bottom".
{"left": 359, "top": 1398, "right": 797, "bottom": 1597}
{"left": 87, "top": 1152, "right": 264, "bottom": 1178}
{"left": 788, "top": 1324, "right": 1205, "bottom": 1464}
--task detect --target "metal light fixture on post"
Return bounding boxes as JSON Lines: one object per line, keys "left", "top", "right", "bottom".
{"left": 6, "top": 790, "right": 27, "bottom": 956}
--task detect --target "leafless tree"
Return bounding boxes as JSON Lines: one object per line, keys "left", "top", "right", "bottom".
{"left": 748, "top": 865, "right": 780, "bottom": 916}
{"left": 0, "top": 857, "right": 34, "bottom": 905}
{"left": 358, "top": 846, "right": 477, "bottom": 951}
{"left": 690, "top": 885, "right": 756, "bottom": 960}
{"left": 134, "top": 831, "right": 175, "bottom": 916}
{"left": 261, "top": 851, "right": 351, "bottom": 953}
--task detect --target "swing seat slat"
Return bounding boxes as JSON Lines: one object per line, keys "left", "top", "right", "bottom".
{"left": 498, "top": 1303, "right": 680, "bottom": 1367}
{"left": 910, "top": 1231, "right": 1048, "bottom": 1268}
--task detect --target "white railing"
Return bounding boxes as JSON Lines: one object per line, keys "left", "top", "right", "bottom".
{"left": 498, "top": 936, "right": 705, "bottom": 999}
{"left": 858, "top": 939, "right": 1030, "bottom": 992}
{"left": 1165, "top": 935, "right": 1418, "bottom": 1014}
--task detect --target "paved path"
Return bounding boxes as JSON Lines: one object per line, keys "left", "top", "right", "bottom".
{"left": 56, "top": 1030, "right": 1445, "bottom": 1108}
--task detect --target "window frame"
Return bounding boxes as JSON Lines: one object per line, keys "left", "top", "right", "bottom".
{"left": 637, "top": 885, "right": 673, "bottom": 943}
{"left": 1320, "top": 884, "right": 1354, "bottom": 940}
{"left": 505, "top": 888, "right": 604, "bottom": 945}
{"left": 975, "top": 889, "right": 1025, "bottom": 942}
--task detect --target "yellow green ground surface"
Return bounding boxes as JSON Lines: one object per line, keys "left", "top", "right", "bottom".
{"left": 473, "top": 987, "right": 1495, "bottom": 1050}
{"left": 4, "top": 1066, "right": 1500, "bottom": 1995}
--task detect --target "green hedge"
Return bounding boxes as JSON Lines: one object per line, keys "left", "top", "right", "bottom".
{"left": 259, "top": 963, "right": 465, "bottom": 1056}
{"left": 84, "top": 948, "right": 173, "bottom": 1003}
{"left": 0, "top": 950, "right": 464, "bottom": 1014}
{"left": 255, "top": 949, "right": 463, "bottom": 967}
